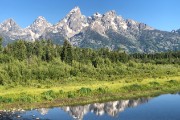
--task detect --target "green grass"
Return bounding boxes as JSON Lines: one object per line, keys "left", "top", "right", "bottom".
{"left": 0, "top": 76, "right": 180, "bottom": 110}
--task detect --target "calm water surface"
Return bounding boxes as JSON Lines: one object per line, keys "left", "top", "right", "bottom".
{"left": 1, "top": 93, "right": 180, "bottom": 120}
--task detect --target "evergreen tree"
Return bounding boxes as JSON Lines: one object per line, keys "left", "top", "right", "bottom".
{"left": 91, "top": 52, "right": 98, "bottom": 68}
{"left": 13, "top": 40, "right": 27, "bottom": 61}
{"left": 0, "top": 37, "right": 3, "bottom": 53}
{"left": 34, "top": 40, "right": 43, "bottom": 59}
{"left": 25, "top": 42, "right": 34, "bottom": 59}
{"left": 61, "top": 39, "right": 73, "bottom": 65}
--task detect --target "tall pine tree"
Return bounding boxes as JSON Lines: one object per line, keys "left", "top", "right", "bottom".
{"left": 61, "top": 39, "right": 73, "bottom": 65}
{"left": 0, "top": 37, "right": 3, "bottom": 53}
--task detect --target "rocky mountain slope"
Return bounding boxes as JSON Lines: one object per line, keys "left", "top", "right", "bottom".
{"left": 0, "top": 6, "right": 180, "bottom": 53}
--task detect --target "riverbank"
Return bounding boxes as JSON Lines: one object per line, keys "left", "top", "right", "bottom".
{"left": 0, "top": 76, "right": 180, "bottom": 110}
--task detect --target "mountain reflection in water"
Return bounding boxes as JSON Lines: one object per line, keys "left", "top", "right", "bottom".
{"left": 2, "top": 93, "right": 180, "bottom": 120}
{"left": 0, "top": 97, "right": 150, "bottom": 120}
{"left": 61, "top": 98, "right": 149, "bottom": 120}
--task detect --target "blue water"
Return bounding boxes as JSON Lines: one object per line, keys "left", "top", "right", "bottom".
{"left": 3, "top": 93, "right": 180, "bottom": 120}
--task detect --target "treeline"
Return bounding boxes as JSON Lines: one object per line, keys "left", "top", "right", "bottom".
{"left": 0, "top": 38, "right": 180, "bottom": 86}
{"left": 0, "top": 38, "right": 180, "bottom": 65}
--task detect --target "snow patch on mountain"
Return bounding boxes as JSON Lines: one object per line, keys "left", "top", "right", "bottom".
{"left": 1, "top": 6, "right": 180, "bottom": 53}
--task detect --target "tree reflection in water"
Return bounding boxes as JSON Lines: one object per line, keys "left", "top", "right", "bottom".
{"left": 0, "top": 98, "right": 150, "bottom": 120}
{"left": 61, "top": 98, "right": 150, "bottom": 120}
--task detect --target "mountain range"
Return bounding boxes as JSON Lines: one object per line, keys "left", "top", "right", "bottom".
{"left": 0, "top": 6, "right": 180, "bottom": 53}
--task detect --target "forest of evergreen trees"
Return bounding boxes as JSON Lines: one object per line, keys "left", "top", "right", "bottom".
{"left": 0, "top": 37, "right": 180, "bottom": 86}
{"left": 0, "top": 38, "right": 180, "bottom": 65}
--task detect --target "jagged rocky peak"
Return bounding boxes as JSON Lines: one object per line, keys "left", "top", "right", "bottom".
{"left": 0, "top": 18, "right": 21, "bottom": 31}
{"left": 27, "top": 16, "right": 52, "bottom": 39}
{"left": 69, "top": 6, "right": 81, "bottom": 14}
{"left": 171, "top": 29, "right": 180, "bottom": 34}
{"left": 94, "top": 12, "right": 102, "bottom": 17}
{"left": 0, "top": 6, "right": 179, "bottom": 53}
{"left": 139, "top": 23, "right": 154, "bottom": 30}
{"left": 126, "top": 19, "right": 154, "bottom": 30}
{"left": 65, "top": 6, "right": 88, "bottom": 30}
{"left": 114, "top": 16, "right": 128, "bottom": 30}
{"left": 92, "top": 12, "right": 102, "bottom": 20}
{"left": 104, "top": 10, "right": 117, "bottom": 17}
{"left": 33, "top": 16, "right": 49, "bottom": 24}
{"left": 100, "top": 10, "right": 119, "bottom": 31}
{"left": 126, "top": 19, "right": 139, "bottom": 29}
{"left": 176, "top": 29, "right": 180, "bottom": 34}
{"left": 63, "top": 6, "right": 83, "bottom": 22}
{"left": 28, "top": 16, "right": 52, "bottom": 33}
{"left": 102, "top": 10, "right": 117, "bottom": 22}
{"left": 52, "top": 6, "right": 89, "bottom": 38}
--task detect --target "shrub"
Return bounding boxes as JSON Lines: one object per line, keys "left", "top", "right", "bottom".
{"left": 70, "top": 69, "right": 78, "bottom": 76}
{"left": 19, "top": 93, "right": 34, "bottom": 103}
{"left": 0, "top": 96, "right": 14, "bottom": 103}
{"left": 0, "top": 70, "right": 10, "bottom": 85}
{"left": 123, "top": 84, "right": 145, "bottom": 91}
{"left": 78, "top": 87, "right": 92, "bottom": 95}
{"left": 167, "top": 80, "right": 178, "bottom": 85}
{"left": 41, "top": 90, "right": 56, "bottom": 101}
{"left": 0, "top": 54, "right": 12, "bottom": 63}
{"left": 149, "top": 81, "right": 160, "bottom": 86}
{"left": 128, "top": 61, "right": 137, "bottom": 67}
{"left": 67, "top": 91, "right": 75, "bottom": 98}
{"left": 96, "top": 87, "right": 107, "bottom": 94}
{"left": 59, "top": 90, "right": 64, "bottom": 94}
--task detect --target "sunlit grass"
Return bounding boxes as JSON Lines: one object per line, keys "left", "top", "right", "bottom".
{"left": 1, "top": 76, "right": 180, "bottom": 98}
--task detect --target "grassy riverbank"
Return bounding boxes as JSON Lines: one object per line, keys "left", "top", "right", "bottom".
{"left": 0, "top": 39, "right": 180, "bottom": 109}
{"left": 0, "top": 76, "right": 180, "bottom": 109}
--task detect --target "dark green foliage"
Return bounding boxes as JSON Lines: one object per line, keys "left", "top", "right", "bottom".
{"left": 70, "top": 69, "right": 78, "bottom": 76}
{"left": 0, "top": 73, "right": 6, "bottom": 85}
{"left": 41, "top": 90, "right": 57, "bottom": 101}
{"left": 67, "top": 91, "right": 75, "bottom": 98}
{"left": 0, "top": 96, "right": 14, "bottom": 103}
{"left": 59, "top": 90, "right": 64, "bottom": 94}
{"left": 96, "top": 87, "right": 107, "bottom": 94}
{"left": 0, "top": 37, "right": 3, "bottom": 52}
{"left": 0, "top": 54, "right": 12, "bottom": 63}
{"left": 131, "top": 51, "right": 180, "bottom": 64}
{"left": 61, "top": 39, "right": 73, "bottom": 65}
{"left": 149, "top": 81, "right": 160, "bottom": 87}
{"left": 123, "top": 84, "right": 145, "bottom": 91}
{"left": 13, "top": 40, "right": 27, "bottom": 61}
{"left": 19, "top": 93, "right": 34, "bottom": 103}
{"left": 167, "top": 80, "right": 178, "bottom": 85}
{"left": 0, "top": 39, "right": 179, "bottom": 86}
{"left": 92, "top": 59, "right": 98, "bottom": 68}
{"left": 34, "top": 40, "right": 43, "bottom": 58}
{"left": 78, "top": 87, "right": 92, "bottom": 94}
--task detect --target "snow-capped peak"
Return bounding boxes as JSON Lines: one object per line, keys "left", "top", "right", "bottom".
{"left": 28, "top": 16, "right": 52, "bottom": 34}
{"left": 27, "top": 16, "right": 52, "bottom": 39}
{"left": 104, "top": 10, "right": 116, "bottom": 17}
{"left": 64, "top": 6, "right": 82, "bottom": 20}
{"left": 32, "top": 16, "right": 49, "bottom": 24}
{"left": 69, "top": 6, "right": 81, "bottom": 14}
{"left": 0, "top": 18, "right": 20, "bottom": 31}
{"left": 93, "top": 12, "right": 102, "bottom": 18}
{"left": 31, "top": 16, "right": 52, "bottom": 26}
{"left": 36, "top": 16, "right": 46, "bottom": 21}
{"left": 2, "top": 18, "right": 16, "bottom": 25}
{"left": 0, "top": 6, "right": 158, "bottom": 52}
{"left": 51, "top": 6, "right": 88, "bottom": 38}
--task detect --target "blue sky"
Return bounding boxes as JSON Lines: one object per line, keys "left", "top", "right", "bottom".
{"left": 0, "top": 0, "right": 180, "bottom": 31}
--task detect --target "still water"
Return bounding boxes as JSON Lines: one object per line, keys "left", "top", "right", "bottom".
{"left": 1, "top": 93, "right": 180, "bottom": 120}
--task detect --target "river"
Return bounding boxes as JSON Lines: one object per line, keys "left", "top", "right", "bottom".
{"left": 1, "top": 93, "right": 180, "bottom": 120}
